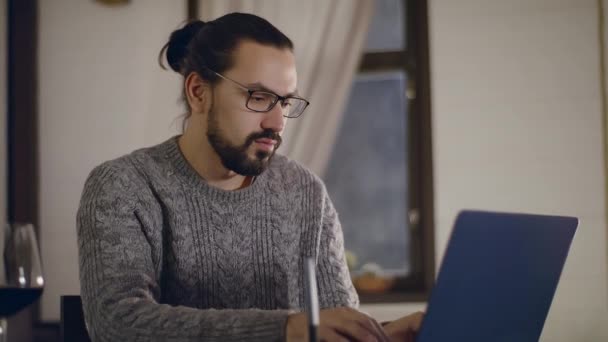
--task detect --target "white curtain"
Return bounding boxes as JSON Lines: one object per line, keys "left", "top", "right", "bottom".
{"left": 198, "top": 0, "right": 375, "bottom": 176}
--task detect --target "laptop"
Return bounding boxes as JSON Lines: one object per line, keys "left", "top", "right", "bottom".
{"left": 416, "top": 210, "right": 578, "bottom": 342}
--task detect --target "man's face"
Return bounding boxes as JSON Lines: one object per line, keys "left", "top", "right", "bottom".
{"left": 206, "top": 40, "right": 297, "bottom": 176}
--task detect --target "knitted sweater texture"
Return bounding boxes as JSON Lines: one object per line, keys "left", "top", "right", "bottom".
{"left": 76, "top": 137, "right": 358, "bottom": 341}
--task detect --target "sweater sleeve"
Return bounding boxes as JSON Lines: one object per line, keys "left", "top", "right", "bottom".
{"left": 77, "top": 163, "right": 290, "bottom": 342}
{"left": 315, "top": 188, "right": 360, "bottom": 309}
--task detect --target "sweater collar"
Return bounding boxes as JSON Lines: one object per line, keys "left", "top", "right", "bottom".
{"left": 163, "top": 136, "right": 271, "bottom": 201}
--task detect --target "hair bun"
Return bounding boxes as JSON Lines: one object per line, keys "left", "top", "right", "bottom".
{"left": 163, "top": 20, "right": 206, "bottom": 73}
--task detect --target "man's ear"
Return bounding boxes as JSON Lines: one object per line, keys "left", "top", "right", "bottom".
{"left": 184, "top": 72, "right": 211, "bottom": 114}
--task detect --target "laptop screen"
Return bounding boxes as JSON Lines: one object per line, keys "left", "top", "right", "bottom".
{"left": 416, "top": 210, "right": 577, "bottom": 342}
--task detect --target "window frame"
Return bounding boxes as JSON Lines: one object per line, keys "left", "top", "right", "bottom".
{"left": 355, "top": 0, "right": 435, "bottom": 303}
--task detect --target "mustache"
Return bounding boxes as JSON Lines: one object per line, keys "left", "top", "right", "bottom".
{"left": 245, "top": 129, "right": 282, "bottom": 148}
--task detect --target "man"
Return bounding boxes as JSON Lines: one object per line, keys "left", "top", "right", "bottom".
{"left": 77, "top": 12, "right": 422, "bottom": 341}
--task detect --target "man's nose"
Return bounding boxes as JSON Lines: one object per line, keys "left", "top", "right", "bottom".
{"left": 261, "top": 102, "right": 286, "bottom": 133}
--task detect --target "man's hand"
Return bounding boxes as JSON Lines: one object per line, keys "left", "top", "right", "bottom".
{"left": 285, "top": 307, "right": 390, "bottom": 342}
{"left": 382, "top": 311, "right": 425, "bottom": 342}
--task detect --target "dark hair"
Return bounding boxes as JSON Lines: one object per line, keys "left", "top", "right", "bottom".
{"left": 159, "top": 13, "right": 294, "bottom": 129}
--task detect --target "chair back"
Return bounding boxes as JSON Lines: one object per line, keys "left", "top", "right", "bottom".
{"left": 60, "top": 295, "right": 91, "bottom": 342}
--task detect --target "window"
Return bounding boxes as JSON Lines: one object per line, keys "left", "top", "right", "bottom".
{"left": 323, "top": 0, "right": 434, "bottom": 302}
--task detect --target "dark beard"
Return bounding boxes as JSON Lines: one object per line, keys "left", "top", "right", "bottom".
{"left": 206, "top": 109, "right": 282, "bottom": 176}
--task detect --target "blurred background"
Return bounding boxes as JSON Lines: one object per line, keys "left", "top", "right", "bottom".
{"left": 2, "top": 0, "right": 607, "bottom": 341}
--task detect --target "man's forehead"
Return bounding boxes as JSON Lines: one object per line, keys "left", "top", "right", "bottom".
{"left": 229, "top": 40, "right": 298, "bottom": 95}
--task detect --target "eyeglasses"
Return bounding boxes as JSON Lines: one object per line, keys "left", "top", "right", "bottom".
{"left": 210, "top": 70, "right": 310, "bottom": 118}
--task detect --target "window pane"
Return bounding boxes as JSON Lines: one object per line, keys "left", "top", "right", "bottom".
{"left": 324, "top": 71, "right": 410, "bottom": 279}
{"left": 364, "top": 0, "right": 406, "bottom": 52}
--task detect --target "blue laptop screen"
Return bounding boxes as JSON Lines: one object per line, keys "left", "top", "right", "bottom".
{"left": 416, "top": 210, "right": 577, "bottom": 342}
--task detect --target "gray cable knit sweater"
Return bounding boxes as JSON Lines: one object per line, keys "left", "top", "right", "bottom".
{"left": 76, "top": 136, "right": 359, "bottom": 342}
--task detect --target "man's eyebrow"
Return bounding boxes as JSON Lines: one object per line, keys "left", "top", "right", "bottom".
{"left": 245, "top": 82, "right": 299, "bottom": 97}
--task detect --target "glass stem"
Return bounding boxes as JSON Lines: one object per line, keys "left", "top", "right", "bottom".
{"left": 0, "top": 318, "right": 7, "bottom": 342}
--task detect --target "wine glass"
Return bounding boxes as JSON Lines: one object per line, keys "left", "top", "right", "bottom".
{"left": 0, "top": 223, "right": 45, "bottom": 342}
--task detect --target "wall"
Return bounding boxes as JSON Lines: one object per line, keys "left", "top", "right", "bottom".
{"left": 38, "top": 0, "right": 185, "bottom": 321}
{"left": 364, "top": 1, "right": 608, "bottom": 341}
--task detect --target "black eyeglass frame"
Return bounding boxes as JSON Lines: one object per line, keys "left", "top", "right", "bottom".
{"left": 209, "top": 70, "right": 310, "bottom": 118}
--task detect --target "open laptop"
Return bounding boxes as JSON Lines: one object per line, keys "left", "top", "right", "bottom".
{"left": 416, "top": 210, "right": 578, "bottom": 342}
